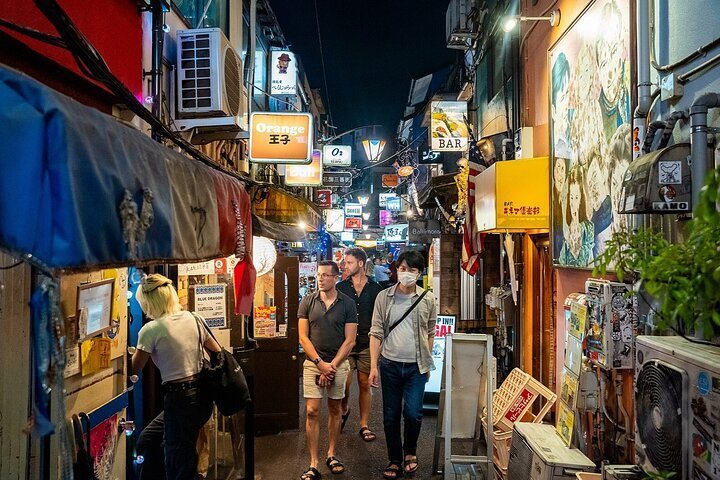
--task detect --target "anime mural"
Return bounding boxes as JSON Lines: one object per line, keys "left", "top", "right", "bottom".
{"left": 550, "top": 0, "right": 632, "bottom": 268}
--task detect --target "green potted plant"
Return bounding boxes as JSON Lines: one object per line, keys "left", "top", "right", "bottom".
{"left": 593, "top": 167, "right": 720, "bottom": 341}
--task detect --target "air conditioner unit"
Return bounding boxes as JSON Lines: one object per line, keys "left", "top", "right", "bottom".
{"left": 601, "top": 464, "right": 644, "bottom": 479}
{"left": 635, "top": 335, "right": 720, "bottom": 480}
{"left": 446, "top": 0, "right": 475, "bottom": 50}
{"left": 585, "top": 279, "right": 638, "bottom": 370}
{"left": 506, "top": 423, "right": 595, "bottom": 480}
{"left": 174, "top": 28, "right": 247, "bottom": 137}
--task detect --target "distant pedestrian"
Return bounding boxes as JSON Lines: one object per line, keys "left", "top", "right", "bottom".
{"left": 337, "top": 248, "right": 384, "bottom": 444}
{"left": 386, "top": 253, "right": 398, "bottom": 285}
{"left": 132, "top": 274, "right": 222, "bottom": 480}
{"left": 369, "top": 251, "right": 437, "bottom": 479}
{"left": 298, "top": 261, "right": 358, "bottom": 479}
{"left": 373, "top": 257, "right": 391, "bottom": 288}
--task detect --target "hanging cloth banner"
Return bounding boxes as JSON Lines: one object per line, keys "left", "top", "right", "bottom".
{"left": 0, "top": 66, "right": 251, "bottom": 272}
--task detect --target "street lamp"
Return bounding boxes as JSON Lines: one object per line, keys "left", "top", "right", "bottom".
{"left": 362, "top": 139, "right": 386, "bottom": 163}
{"left": 502, "top": 9, "right": 561, "bottom": 32}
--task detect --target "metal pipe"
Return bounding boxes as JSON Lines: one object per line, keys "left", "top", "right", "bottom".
{"left": 641, "top": 120, "right": 666, "bottom": 153}
{"left": 690, "top": 92, "right": 720, "bottom": 208}
{"left": 652, "top": 35, "right": 720, "bottom": 73}
{"left": 150, "top": 0, "right": 165, "bottom": 142}
{"left": 633, "top": 0, "right": 652, "bottom": 161}
{"left": 678, "top": 51, "right": 720, "bottom": 84}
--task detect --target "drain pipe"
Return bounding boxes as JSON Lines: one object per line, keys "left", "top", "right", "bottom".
{"left": 690, "top": 93, "right": 720, "bottom": 208}
{"left": 633, "top": 0, "right": 652, "bottom": 161}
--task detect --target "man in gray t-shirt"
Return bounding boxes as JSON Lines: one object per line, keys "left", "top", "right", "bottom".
{"left": 298, "top": 261, "right": 357, "bottom": 478}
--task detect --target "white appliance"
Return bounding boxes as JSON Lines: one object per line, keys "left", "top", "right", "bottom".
{"left": 585, "top": 279, "right": 638, "bottom": 369}
{"left": 635, "top": 335, "right": 720, "bottom": 479}
{"left": 174, "top": 28, "right": 246, "bottom": 133}
{"left": 506, "top": 423, "right": 595, "bottom": 480}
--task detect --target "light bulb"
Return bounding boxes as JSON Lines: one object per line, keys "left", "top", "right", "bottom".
{"left": 503, "top": 17, "right": 518, "bottom": 32}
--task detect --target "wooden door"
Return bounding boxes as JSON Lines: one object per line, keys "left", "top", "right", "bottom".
{"left": 253, "top": 256, "right": 300, "bottom": 434}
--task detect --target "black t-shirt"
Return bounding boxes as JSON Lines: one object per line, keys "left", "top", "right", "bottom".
{"left": 336, "top": 278, "right": 384, "bottom": 351}
{"left": 298, "top": 290, "right": 358, "bottom": 362}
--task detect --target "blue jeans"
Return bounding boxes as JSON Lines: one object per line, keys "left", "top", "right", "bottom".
{"left": 379, "top": 357, "right": 426, "bottom": 464}
{"left": 162, "top": 384, "right": 213, "bottom": 480}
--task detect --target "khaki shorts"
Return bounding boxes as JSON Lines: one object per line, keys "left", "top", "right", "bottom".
{"left": 303, "top": 360, "right": 350, "bottom": 399}
{"left": 347, "top": 347, "right": 371, "bottom": 374}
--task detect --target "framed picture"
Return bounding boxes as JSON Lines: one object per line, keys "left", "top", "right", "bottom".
{"left": 549, "top": 0, "right": 633, "bottom": 268}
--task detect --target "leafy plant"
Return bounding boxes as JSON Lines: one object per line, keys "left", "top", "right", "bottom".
{"left": 644, "top": 471, "right": 676, "bottom": 480}
{"left": 593, "top": 167, "right": 720, "bottom": 340}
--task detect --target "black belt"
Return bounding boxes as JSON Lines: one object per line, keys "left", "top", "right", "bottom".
{"left": 163, "top": 379, "right": 199, "bottom": 392}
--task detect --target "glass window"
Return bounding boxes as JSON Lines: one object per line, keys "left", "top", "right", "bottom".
{"left": 173, "top": 0, "right": 229, "bottom": 36}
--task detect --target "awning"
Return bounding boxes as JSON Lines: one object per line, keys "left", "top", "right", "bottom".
{"left": 418, "top": 173, "right": 459, "bottom": 209}
{"left": 252, "top": 214, "right": 308, "bottom": 242}
{"left": 253, "top": 186, "right": 322, "bottom": 231}
{"left": 0, "top": 65, "right": 253, "bottom": 271}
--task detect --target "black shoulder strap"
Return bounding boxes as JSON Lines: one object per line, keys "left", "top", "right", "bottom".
{"left": 387, "top": 290, "right": 428, "bottom": 337}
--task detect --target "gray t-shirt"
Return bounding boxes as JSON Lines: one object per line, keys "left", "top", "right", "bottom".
{"left": 298, "top": 291, "right": 358, "bottom": 362}
{"left": 381, "top": 291, "right": 416, "bottom": 362}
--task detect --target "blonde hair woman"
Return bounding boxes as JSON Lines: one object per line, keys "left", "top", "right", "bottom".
{"left": 132, "top": 274, "right": 221, "bottom": 480}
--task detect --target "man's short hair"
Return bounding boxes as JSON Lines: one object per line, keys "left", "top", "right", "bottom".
{"left": 344, "top": 247, "right": 367, "bottom": 265}
{"left": 396, "top": 250, "right": 425, "bottom": 272}
{"left": 317, "top": 260, "right": 340, "bottom": 275}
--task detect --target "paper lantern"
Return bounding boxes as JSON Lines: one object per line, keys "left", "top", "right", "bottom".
{"left": 253, "top": 236, "right": 277, "bottom": 276}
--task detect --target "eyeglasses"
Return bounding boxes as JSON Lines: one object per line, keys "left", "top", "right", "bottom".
{"left": 318, "top": 273, "right": 339, "bottom": 279}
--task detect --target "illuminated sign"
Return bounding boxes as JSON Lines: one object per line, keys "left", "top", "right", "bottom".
{"left": 322, "top": 145, "right": 352, "bottom": 166}
{"left": 340, "top": 231, "right": 355, "bottom": 242}
{"left": 384, "top": 224, "right": 408, "bottom": 242}
{"left": 382, "top": 174, "right": 399, "bottom": 187}
{"left": 355, "top": 239, "right": 377, "bottom": 248}
{"left": 324, "top": 209, "right": 345, "bottom": 232}
{"left": 315, "top": 189, "right": 332, "bottom": 208}
{"left": 345, "top": 217, "right": 362, "bottom": 230}
{"left": 379, "top": 210, "right": 393, "bottom": 226}
{"left": 249, "top": 112, "right": 313, "bottom": 164}
{"left": 430, "top": 101, "right": 468, "bottom": 151}
{"left": 386, "top": 197, "right": 402, "bottom": 212}
{"left": 379, "top": 193, "right": 397, "bottom": 207}
{"left": 344, "top": 203, "right": 362, "bottom": 217}
{"left": 270, "top": 51, "right": 297, "bottom": 95}
{"left": 285, "top": 149, "right": 322, "bottom": 186}
{"left": 322, "top": 171, "right": 353, "bottom": 187}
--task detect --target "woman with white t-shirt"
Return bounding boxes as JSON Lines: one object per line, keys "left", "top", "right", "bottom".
{"left": 131, "top": 274, "right": 221, "bottom": 480}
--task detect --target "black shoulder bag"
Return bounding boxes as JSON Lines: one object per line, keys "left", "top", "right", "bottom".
{"left": 193, "top": 313, "right": 251, "bottom": 416}
{"left": 386, "top": 290, "right": 428, "bottom": 337}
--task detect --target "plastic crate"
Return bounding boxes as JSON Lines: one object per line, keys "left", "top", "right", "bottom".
{"left": 484, "top": 368, "right": 557, "bottom": 433}
{"left": 481, "top": 418, "right": 512, "bottom": 475}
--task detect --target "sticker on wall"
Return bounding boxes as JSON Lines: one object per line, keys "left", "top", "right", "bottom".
{"left": 658, "top": 160, "right": 682, "bottom": 184}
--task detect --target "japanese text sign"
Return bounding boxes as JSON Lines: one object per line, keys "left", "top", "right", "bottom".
{"left": 249, "top": 112, "right": 313, "bottom": 164}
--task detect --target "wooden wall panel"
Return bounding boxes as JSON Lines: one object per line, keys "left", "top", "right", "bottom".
{"left": 0, "top": 254, "right": 31, "bottom": 480}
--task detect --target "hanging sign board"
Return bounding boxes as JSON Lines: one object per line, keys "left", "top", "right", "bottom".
{"left": 384, "top": 224, "right": 408, "bottom": 242}
{"left": 355, "top": 239, "right": 377, "bottom": 248}
{"left": 379, "top": 210, "right": 393, "bottom": 226}
{"left": 193, "top": 284, "right": 227, "bottom": 328}
{"left": 382, "top": 174, "right": 399, "bottom": 187}
{"left": 322, "top": 171, "right": 353, "bottom": 187}
{"left": 315, "top": 188, "right": 332, "bottom": 208}
{"left": 427, "top": 315, "right": 456, "bottom": 393}
{"left": 178, "top": 260, "right": 216, "bottom": 276}
{"left": 386, "top": 197, "right": 402, "bottom": 212}
{"left": 340, "top": 231, "right": 355, "bottom": 242}
{"left": 285, "top": 149, "right": 322, "bottom": 186}
{"left": 249, "top": 112, "right": 313, "bottom": 164}
{"left": 270, "top": 50, "right": 297, "bottom": 95}
{"left": 322, "top": 145, "right": 352, "bottom": 166}
{"left": 345, "top": 217, "right": 362, "bottom": 230}
{"left": 379, "top": 192, "right": 397, "bottom": 207}
{"left": 409, "top": 219, "right": 442, "bottom": 243}
{"left": 324, "top": 208, "right": 345, "bottom": 232}
{"left": 430, "top": 101, "right": 468, "bottom": 151}
{"left": 344, "top": 202, "right": 362, "bottom": 217}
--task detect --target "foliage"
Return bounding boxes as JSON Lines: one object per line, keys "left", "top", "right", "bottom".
{"left": 644, "top": 471, "right": 676, "bottom": 480}
{"left": 593, "top": 167, "right": 720, "bottom": 340}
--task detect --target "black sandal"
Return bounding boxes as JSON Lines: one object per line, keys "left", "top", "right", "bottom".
{"left": 383, "top": 462, "right": 403, "bottom": 479}
{"left": 359, "top": 426, "right": 376, "bottom": 442}
{"left": 300, "top": 466, "right": 321, "bottom": 479}
{"left": 340, "top": 409, "right": 350, "bottom": 432}
{"left": 326, "top": 456, "right": 345, "bottom": 474}
{"left": 404, "top": 455, "right": 418, "bottom": 475}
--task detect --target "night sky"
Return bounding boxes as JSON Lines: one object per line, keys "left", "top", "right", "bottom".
{"left": 270, "top": 0, "right": 457, "bottom": 140}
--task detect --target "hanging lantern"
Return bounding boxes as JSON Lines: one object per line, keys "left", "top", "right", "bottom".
{"left": 253, "top": 236, "right": 277, "bottom": 277}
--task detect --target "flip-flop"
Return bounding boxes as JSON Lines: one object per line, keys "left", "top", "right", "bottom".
{"left": 404, "top": 455, "right": 418, "bottom": 475}
{"left": 300, "top": 466, "right": 322, "bottom": 479}
{"left": 359, "top": 426, "right": 376, "bottom": 442}
{"left": 340, "top": 409, "right": 350, "bottom": 432}
{"left": 326, "top": 456, "right": 345, "bottom": 475}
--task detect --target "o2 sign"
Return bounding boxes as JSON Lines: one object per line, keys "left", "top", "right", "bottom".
{"left": 323, "top": 145, "right": 352, "bottom": 166}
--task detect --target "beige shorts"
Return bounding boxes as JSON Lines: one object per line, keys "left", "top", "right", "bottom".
{"left": 303, "top": 360, "right": 351, "bottom": 399}
{"left": 347, "top": 347, "right": 371, "bottom": 374}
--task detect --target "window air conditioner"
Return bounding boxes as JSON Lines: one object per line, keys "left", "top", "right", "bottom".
{"left": 173, "top": 28, "right": 247, "bottom": 138}
{"left": 634, "top": 335, "right": 720, "bottom": 480}
{"left": 446, "top": 0, "right": 474, "bottom": 50}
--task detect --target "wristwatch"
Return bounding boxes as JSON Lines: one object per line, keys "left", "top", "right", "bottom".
{"left": 312, "top": 357, "right": 321, "bottom": 365}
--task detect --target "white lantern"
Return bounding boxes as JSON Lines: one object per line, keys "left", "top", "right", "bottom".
{"left": 253, "top": 236, "right": 277, "bottom": 277}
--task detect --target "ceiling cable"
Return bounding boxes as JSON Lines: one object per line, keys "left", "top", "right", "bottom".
{"left": 313, "top": 0, "right": 335, "bottom": 132}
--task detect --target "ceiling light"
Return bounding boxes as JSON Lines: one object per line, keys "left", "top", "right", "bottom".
{"left": 362, "top": 212, "right": 370, "bottom": 221}
{"left": 297, "top": 221, "right": 307, "bottom": 230}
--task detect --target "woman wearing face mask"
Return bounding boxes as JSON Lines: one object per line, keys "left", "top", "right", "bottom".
{"left": 368, "top": 251, "right": 437, "bottom": 478}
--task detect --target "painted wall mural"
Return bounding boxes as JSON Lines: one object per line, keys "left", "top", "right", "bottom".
{"left": 550, "top": 0, "right": 632, "bottom": 268}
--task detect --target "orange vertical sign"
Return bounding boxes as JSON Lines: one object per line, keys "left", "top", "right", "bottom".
{"left": 249, "top": 112, "right": 313, "bottom": 164}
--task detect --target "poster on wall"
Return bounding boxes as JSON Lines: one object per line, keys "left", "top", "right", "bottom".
{"left": 193, "top": 284, "right": 227, "bottom": 328}
{"left": 549, "top": 0, "right": 632, "bottom": 268}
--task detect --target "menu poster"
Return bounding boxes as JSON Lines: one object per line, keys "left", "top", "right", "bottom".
{"left": 254, "top": 306, "right": 277, "bottom": 338}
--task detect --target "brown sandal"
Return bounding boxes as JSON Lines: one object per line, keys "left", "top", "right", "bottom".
{"left": 359, "top": 426, "right": 376, "bottom": 442}
{"left": 383, "top": 462, "right": 403, "bottom": 479}
{"left": 404, "top": 455, "right": 418, "bottom": 474}
{"left": 326, "top": 456, "right": 345, "bottom": 475}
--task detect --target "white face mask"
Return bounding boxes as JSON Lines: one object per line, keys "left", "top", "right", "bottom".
{"left": 398, "top": 272, "right": 418, "bottom": 287}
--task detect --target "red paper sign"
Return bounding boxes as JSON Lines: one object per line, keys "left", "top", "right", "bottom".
{"left": 504, "top": 388, "right": 536, "bottom": 422}
{"left": 345, "top": 217, "right": 362, "bottom": 230}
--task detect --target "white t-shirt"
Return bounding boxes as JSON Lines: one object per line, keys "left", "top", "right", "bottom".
{"left": 137, "top": 311, "right": 209, "bottom": 383}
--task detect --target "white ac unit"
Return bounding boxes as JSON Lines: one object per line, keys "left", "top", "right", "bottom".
{"left": 635, "top": 335, "right": 720, "bottom": 479}
{"left": 446, "top": 0, "right": 473, "bottom": 50}
{"left": 506, "top": 423, "right": 595, "bottom": 480}
{"left": 585, "top": 279, "right": 638, "bottom": 370}
{"left": 174, "top": 28, "right": 246, "bottom": 135}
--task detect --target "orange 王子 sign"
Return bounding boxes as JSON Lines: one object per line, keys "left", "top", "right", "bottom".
{"left": 249, "top": 112, "right": 313, "bottom": 164}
